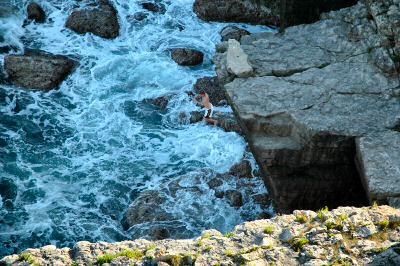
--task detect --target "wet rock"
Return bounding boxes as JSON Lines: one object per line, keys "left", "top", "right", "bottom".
{"left": 27, "top": 2, "right": 46, "bottom": 23}
{"left": 207, "top": 178, "right": 223, "bottom": 189}
{"left": 4, "top": 49, "right": 76, "bottom": 90}
{"left": 170, "top": 48, "right": 203, "bottom": 66}
{"left": 65, "top": 1, "right": 119, "bottom": 39}
{"left": 215, "top": 113, "right": 243, "bottom": 135}
{"left": 121, "top": 190, "right": 170, "bottom": 230}
{"left": 228, "top": 160, "right": 252, "bottom": 178}
{"left": 0, "top": 45, "right": 17, "bottom": 54}
{"left": 193, "top": 76, "right": 226, "bottom": 106}
{"left": 220, "top": 25, "right": 250, "bottom": 42}
{"left": 149, "top": 226, "right": 169, "bottom": 240}
{"left": 225, "top": 190, "right": 243, "bottom": 207}
{"left": 193, "top": 0, "right": 280, "bottom": 26}
{"left": 143, "top": 94, "right": 175, "bottom": 110}
{"left": 141, "top": 2, "right": 166, "bottom": 14}
{"left": 0, "top": 178, "right": 17, "bottom": 202}
{"left": 252, "top": 194, "right": 272, "bottom": 208}
{"left": 133, "top": 11, "right": 148, "bottom": 21}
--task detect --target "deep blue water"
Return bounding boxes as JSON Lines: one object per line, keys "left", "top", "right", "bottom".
{"left": 0, "top": 0, "right": 272, "bottom": 257}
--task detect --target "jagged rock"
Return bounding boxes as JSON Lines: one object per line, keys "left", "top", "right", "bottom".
{"left": 143, "top": 94, "right": 175, "bottom": 110}
{"left": 27, "top": 2, "right": 45, "bottom": 23}
{"left": 4, "top": 49, "right": 76, "bottom": 90}
{"left": 220, "top": 25, "right": 250, "bottom": 42}
{"left": 228, "top": 160, "right": 252, "bottom": 178}
{"left": 225, "top": 190, "right": 243, "bottom": 206}
{"left": 65, "top": 1, "right": 119, "bottom": 39}
{"left": 193, "top": 76, "right": 226, "bottom": 106}
{"left": 141, "top": 2, "right": 166, "bottom": 14}
{"left": 356, "top": 131, "right": 400, "bottom": 205}
{"left": 121, "top": 190, "right": 170, "bottom": 230}
{"left": 170, "top": 48, "right": 203, "bottom": 66}
{"left": 213, "top": 1, "right": 400, "bottom": 213}
{"left": 226, "top": 39, "right": 253, "bottom": 77}
{"left": 193, "top": 0, "right": 280, "bottom": 26}
{"left": 133, "top": 12, "right": 148, "bottom": 21}
{"left": 2, "top": 206, "right": 400, "bottom": 265}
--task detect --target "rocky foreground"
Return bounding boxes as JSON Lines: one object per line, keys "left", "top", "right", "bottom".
{"left": 1, "top": 205, "right": 399, "bottom": 265}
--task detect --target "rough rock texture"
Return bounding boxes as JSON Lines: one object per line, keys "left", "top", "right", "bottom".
{"left": 220, "top": 25, "right": 250, "bottom": 42}
{"left": 143, "top": 94, "right": 175, "bottom": 110}
{"left": 356, "top": 131, "right": 400, "bottom": 205}
{"left": 2, "top": 206, "right": 400, "bottom": 265}
{"left": 27, "top": 2, "right": 45, "bottom": 23}
{"left": 171, "top": 48, "right": 204, "bottom": 66}
{"left": 193, "top": 0, "right": 280, "bottom": 25}
{"left": 280, "top": 0, "right": 359, "bottom": 30}
{"left": 226, "top": 39, "right": 253, "bottom": 77}
{"left": 65, "top": 0, "right": 119, "bottom": 39}
{"left": 213, "top": 1, "right": 400, "bottom": 213}
{"left": 4, "top": 49, "right": 76, "bottom": 90}
{"left": 141, "top": 2, "right": 166, "bottom": 14}
{"left": 193, "top": 76, "right": 226, "bottom": 106}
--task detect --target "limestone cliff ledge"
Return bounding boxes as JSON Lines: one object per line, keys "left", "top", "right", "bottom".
{"left": 213, "top": 0, "right": 400, "bottom": 213}
{"left": 1, "top": 206, "right": 400, "bottom": 265}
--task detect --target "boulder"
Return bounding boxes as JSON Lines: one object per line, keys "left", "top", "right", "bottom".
{"left": 143, "top": 94, "right": 175, "bottom": 110}
{"left": 171, "top": 48, "right": 204, "bottom": 66}
{"left": 141, "top": 2, "right": 166, "bottom": 14}
{"left": 121, "top": 190, "right": 170, "bottom": 230}
{"left": 4, "top": 49, "right": 76, "bottom": 90}
{"left": 27, "top": 2, "right": 45, "bottom": 23}
{"left": 65, "top": 1, "right": 119, "bottom": 39}
{"left": 193, "top": 0, "right": 280, "bottom": 26}
{"left": 226, "top": 39, "right": 253, "bottom": 77}
{"left": 220, "top": 25, "right": 250, "bottom": 42}
{"left": 225, "top": 190, "right": 243, "bottom": 207}
{"left": 228, "top": 160, "right": 252, "bottom": 178}
{"left": 133, "top": 11, "right": 148, "bottom": 21}
{"left": 193, "top": 76, "right": 226, "bottom": 106}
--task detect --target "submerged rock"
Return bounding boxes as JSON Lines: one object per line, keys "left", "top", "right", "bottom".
{"left": 65, "top": 1, "right": 119, "bottom": 39}
{"left": 170, "top": 48, "right": 203, "bottom": 66}
{"left": 4, "top": 49, "right": 76, "bottom": 90}
{"left": 27, "top": 2, "right": 45, "bottom": 23}
{"left": 132, "top": 11, "right": 148, "bottom": 21}
{"left": 141, "top": 2, "right": 166, "bottom": 14}
{"left": 143, "top": 94, "right": 175, "bottom": 110}
{"left": 228, "top": 160, "right": 252, "bottom": 178}
{"left": 193, "top": 0, "right": 280, "bottom": 26}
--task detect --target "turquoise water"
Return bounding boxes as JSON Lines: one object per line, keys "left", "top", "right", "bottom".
{"left": 0, "top": 0, "right": 272, "bottom": 257}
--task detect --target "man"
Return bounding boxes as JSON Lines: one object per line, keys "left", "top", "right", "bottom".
{"left": 192, "top": 90, "right": 221, "bottom": 126}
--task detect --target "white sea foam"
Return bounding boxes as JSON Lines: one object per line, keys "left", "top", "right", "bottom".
{"left": 0, "top": 0, "right": 273, "bottom": 256}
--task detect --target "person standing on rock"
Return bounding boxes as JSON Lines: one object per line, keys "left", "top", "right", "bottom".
{"left": 192, "top": 90, "right": 221, "bottom": 126}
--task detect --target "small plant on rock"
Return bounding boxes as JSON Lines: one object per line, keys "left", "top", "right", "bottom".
{"left": 291, "top": 238, "right": 309, "bottom": 252}
{"left": 296, "top": 213, "right": 308, "bottom": 224}
{"left": 205, "top": 245, "right": 213, "bottom": 251}
{"left": 317, "top": 206, "right": 329, "bottom": 221}
{"left": 326, "top": 221, "right": 334, "bottom": 230}
{"left": 96, "top": 253, "right": 116, "bottom": 265}
{"left": 264, "top": 225, "right": 275, "bottom": 234}
{"left": 378, "top": 220, "right": 390, "bottom": 231}
{"left": 18, "top": 253, "right": 36, "bottom": 264}
{"left": 224, "top": 231, "right": 235, "bottom": 238}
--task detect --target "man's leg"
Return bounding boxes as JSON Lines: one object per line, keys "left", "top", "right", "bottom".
{"left": 204, "top": 117, "right": 218, "bottom": 126}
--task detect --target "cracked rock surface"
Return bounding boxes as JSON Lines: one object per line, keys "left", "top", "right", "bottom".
{"left": 1, "top": 205, "right": 399, "bottom": 265}
{"left": 213, "top": 1, "right": 400, "bottom": 213}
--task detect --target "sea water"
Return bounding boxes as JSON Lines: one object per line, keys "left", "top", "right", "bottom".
{"left": 0, "top": 0, "right": 273, "bottom": 257}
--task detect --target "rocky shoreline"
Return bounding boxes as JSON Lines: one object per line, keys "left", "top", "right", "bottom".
{"left": 1, "top": 205, "right": 399, "bottom": 265}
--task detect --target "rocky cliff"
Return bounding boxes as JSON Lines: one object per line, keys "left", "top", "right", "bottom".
{"left": 213, "top": 0, "right": 400, "bottom": 213}
{"left": 1, "top": 205, "right": 399, "bottom": 265}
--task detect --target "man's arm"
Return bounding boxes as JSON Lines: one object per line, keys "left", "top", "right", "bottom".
{"left": 192, "top": 95, "right": 202, "bottom": 106}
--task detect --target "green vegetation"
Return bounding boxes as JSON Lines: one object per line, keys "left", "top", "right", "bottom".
{"left": 318, "top": 62, "right": 330, "bottom": 69}
{"left": 145, "top": 244, "right": 157, "bottom": 251}
{"left": 95, "top": 249, "right": 144, "bottom": 265}
{"left": 194, "top": 239, "right": 203, "bottom": 247}
{"left": 224, "top": 231, "right": 235, "bottom": 238}
{"left": 18, "top": 253, "right": 36, "bottom": 264}
{"left": 241, "top": 246, "right": 259, "bottom": 254}
{"left": 338, "top": 214, "right": 348, "bottom": 221}
{"left": 391, "top": 53, "right": 400, "bottom": 63}
{"left": 326, "top": 221, "right": 334, "bottom": 230}
{"left": 372, "top": 201, "right": 378, "bottom": 208}
{"left": 205, "top": 245, "right": 213, "bottom": 251}
{"left": 264, "top": 225, "right": 275, "bottom": 234}
{"left": 317, "top": 206, "right": 329, "bottom": 221}
{"left": 367, "top": 46, "right": 376, "bottom": 54}
{"left": 72, "top": 263, "right": 79, "bottom": 266}
{"left": 223, "top": 250, "right": 235, "bottom": 257}
{"left": 291, "top": 238, "right": 309, "bottom": 252}
{"left": 295, "top": 213, "right": 308, "bottom": 224}
{"left": 378, "top": 220, "right": 390, "bottom": 231}
{"left": 202, "top": 233, "right": 210, "bottom": 239}
{"left": 327, "top": 258, "right": 350, "bottom": 266}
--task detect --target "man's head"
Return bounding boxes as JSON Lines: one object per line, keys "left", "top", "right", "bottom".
{"left": 198, "top": 89, "right": 206, "bottom": 95}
